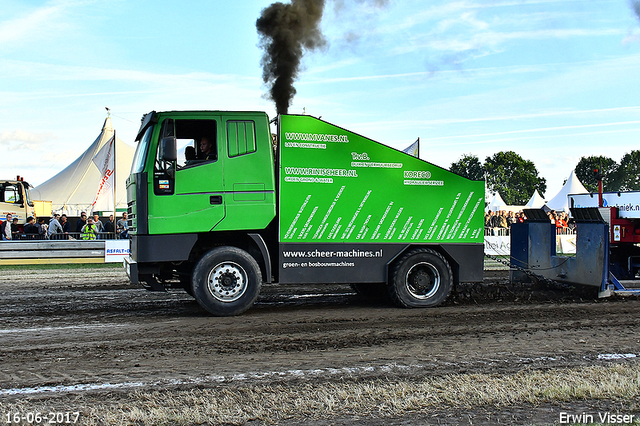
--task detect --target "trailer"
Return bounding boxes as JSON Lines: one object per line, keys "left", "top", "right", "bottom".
{"left": 124, "top": 111, "right": 485, "bottom": 315}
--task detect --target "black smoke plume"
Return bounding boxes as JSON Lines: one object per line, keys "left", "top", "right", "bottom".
{"left": 257, "top": 0, "right": 326, "bottom": 114}
{"left": 633, "top": 0, "right": 640, "bottom": 20}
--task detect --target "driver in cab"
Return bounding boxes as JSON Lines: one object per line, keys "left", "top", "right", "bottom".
{"left": 199, "top": 136, "right": 216, "bottom": 161}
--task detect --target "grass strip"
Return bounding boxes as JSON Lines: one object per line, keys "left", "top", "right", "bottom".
{"left": 2, "top": 363, "right": 640, "bottom": 425}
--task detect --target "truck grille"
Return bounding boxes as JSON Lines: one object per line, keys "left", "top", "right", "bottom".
{"left": 127, "top": 200, "right": 136, "bottom": 234}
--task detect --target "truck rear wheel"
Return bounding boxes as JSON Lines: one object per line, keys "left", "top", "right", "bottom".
{"left": 192, "top": 247, "right": 262, "bottom": 316}
{"left": 389, "top": 248, "right": 452, "bottom": 308}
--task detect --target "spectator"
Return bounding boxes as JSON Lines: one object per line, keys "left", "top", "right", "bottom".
{"left": 92, "top": 213, "right": 104, "bottom": 233}
{"left": 1, "top": 213, "right": 12, "bottom": 241}
{"left": 24, "top": 216, "right": 38, "bottom": 239}
{"left": 497, "top": 210, "right": 508, "bottom": 229}
{"left": 487, "top": 210, "right": 500, "bottom": 235}
{"left": 104, "top": 214, "right": 115, "bottom": 236}
{"left": 485, "top": 211, "right": 494, "bottom": 228}
{"left": 11, "top": 217, "right": 19, "bottom": 239}
{"left": 555, "top": 212, "right": 567, "bottom": 233}
{"left": 507, "top": 211, "right": 517, "bottom": 226}
{"left": 60, "top": 214, "right": 70, "bottom": 233}
{"left": 75, "top": 212, "right": 87, "bottom": 233}
{"left": 488, "top": 211, "right": 498, "bottom": 228}
{"left": 60, "top": 214, "right": 70, "bottom": 240}
{"left": 48, "top": 214, "right": 63, "bottom": 239}
{"left": 117, "top": 212, "right": 129, "bottom": 239}
{"left": 36, "top": 217, "right": 48, "bottom": 239}
{"left": 81, "top": 217, "right": 97, "bottom": 240}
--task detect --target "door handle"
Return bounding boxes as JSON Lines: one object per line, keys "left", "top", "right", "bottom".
{"left": 210, "top": 195, "right": 223, "bottom": 205}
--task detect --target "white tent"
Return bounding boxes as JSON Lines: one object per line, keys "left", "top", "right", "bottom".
{"left": 545, "top": 170, "right": 588, "bottom": 212}
{"left": 525, "top": 189, "right": 546, "bottom": 209}
{"left": 31, "top": 117, "right": 135, "bottom": 215}
{"left": 486, "top": 192, "right": 508, "bottom": 212}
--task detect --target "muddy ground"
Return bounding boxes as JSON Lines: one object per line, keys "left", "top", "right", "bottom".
{"left": 1, "top": 264, "right": 639, "bottom": 425}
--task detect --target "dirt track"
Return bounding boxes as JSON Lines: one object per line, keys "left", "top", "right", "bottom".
{"left": 1, "top": 265, "right": 640, "bottom": 424}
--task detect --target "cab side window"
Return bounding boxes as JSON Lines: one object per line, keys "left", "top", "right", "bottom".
{"left": 178, "top": 120, "right": 218, "bottom": 167}
{"left": 155, "top": 119, "right": 218, "bottom": 171}
{"left": 227, "top": 121, "right": 256, "bottom": 157}
{"left": 1, "top": 184, "right": 22, "bottom": 204}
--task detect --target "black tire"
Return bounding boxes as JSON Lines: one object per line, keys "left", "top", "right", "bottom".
{"left": 389, "top": 248, "right": 453, "bottom": 308}
{"left": 179, "top": 272, "right": 194, "bottom": 297}
{"left": 192, "top": 247, "right": 262, "bottom": 316}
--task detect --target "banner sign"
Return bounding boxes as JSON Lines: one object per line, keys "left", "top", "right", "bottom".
{"left": 569, "top": 191, "right": 640, "bottom": 219}
{"left": 91, "top": 136, "right": 115, "bottom": 210}
{"left": 484, "top": 235, "right": 576, "bottom": 256}
{"left": 278, "top": 115, "right": 485, "bottom": 244}
{"left": 105, "top": 239, "right": 130, "bottom": 263}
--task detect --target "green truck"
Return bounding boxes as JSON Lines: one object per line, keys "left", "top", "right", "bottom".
{"left": 124, "top": 111, "right": 485, "bottom": 316}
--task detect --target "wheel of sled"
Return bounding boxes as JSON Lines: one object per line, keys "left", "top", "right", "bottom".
{"left": 192, "top": 247, "right": 262, "bottom": 316}
{"left": 389, "top": 248, "right": 453, "bottom": 308}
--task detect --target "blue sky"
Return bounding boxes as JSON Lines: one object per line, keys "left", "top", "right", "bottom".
{"left": 2, "top": 0, "right": 640, "bottom": 199}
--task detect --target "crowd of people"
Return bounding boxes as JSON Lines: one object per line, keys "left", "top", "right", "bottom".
{"left": 546, "top": 211, "right": 576, "bottom": 234}
{"left": 485, "top": 209, "right": 576, "bottom": 236}
{"left": 1, "top": 212, "right": 129, "bottom": 241}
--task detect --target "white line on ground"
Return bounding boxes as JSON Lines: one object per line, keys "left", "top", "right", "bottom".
{"left": 2, "top": 352, "right": 638, "bottom": 397}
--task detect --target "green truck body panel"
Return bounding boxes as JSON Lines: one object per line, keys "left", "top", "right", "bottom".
{"left": 278, "top": 115, "right": 485, "bottom": 244}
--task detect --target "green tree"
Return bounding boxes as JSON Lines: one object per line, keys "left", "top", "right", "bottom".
{"left": 574, "top": 156, "right": 617, "bottom": 192}
{"left": 484, "top": 151, "right": 547, "bottom": 205}
{"left": 615, "top": 150, "right": 640, "bottom": 191}
{"left": 449, "top": 154, "right": 484, "bottom": 180}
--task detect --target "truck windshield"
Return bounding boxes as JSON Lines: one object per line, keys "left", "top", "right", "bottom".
{"left": 131, "top": 125, "right": 154, "bottom": 174}
{"left": 21, "top": 182, "right": 33, "bottom": 207}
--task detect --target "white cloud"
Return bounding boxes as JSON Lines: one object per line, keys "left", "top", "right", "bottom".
{"left": 0, "top": 129, "right": 56, "bottom": 147}
{"left": 394, "top": 27, "right": 626, "bottom": 56}
{"left": 0, "top": 1, "right": 74, "bottom": 47}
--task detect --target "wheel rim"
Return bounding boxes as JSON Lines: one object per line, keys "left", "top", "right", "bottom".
{"left": 207, "top": 261, "right": 248, "bottom": 302}
{"left": 405, "top": 261, "right": 440, "bottom": 300}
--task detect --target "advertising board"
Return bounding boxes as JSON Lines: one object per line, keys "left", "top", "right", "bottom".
{"left": 569, "top": 192, "right": 640, "bottom": 219}
{"left": 277, "top": 114, "right": 484, "bottom": 283}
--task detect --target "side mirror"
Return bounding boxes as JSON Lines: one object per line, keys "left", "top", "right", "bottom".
{"left": 160, "top": 136, "right": 177, "bottom": 162}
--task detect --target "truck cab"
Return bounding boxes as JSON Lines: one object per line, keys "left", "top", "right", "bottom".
{"left": 1, "top": 177, "right": 35, "bottom": 226}
{"left": 125, "top": 111, "right": 277, "bottom": 311}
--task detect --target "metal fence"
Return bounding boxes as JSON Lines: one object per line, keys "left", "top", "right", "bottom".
{"left": 0, "top": 240, "right": 107, "bottom": 265}
{"left": 484, "top": 226, "right": 577, "bottom": 237}
{"left": 8, "top": 232, "right": 127, "bottom": 241}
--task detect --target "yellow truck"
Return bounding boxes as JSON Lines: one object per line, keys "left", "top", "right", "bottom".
{"left": 1, "top": 177, "right": 36, "bottom": 225}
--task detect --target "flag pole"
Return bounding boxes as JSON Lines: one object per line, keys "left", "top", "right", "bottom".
{"left": 113, "top": 128, "right": 117, "bottom": 233}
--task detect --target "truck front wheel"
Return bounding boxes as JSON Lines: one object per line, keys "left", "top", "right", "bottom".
{"left": 192, "top": 247, "right": 262, "bottom": 316}
{"left": 389, "top": 248, "right": 452, "bottom": 308}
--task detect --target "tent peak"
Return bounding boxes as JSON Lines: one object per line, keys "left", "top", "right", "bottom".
{"left": 545, "top": 169, "right": 588, "bottom": 212}
{"left": 102, "top": 116, "right": 113, "bottom": 132}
